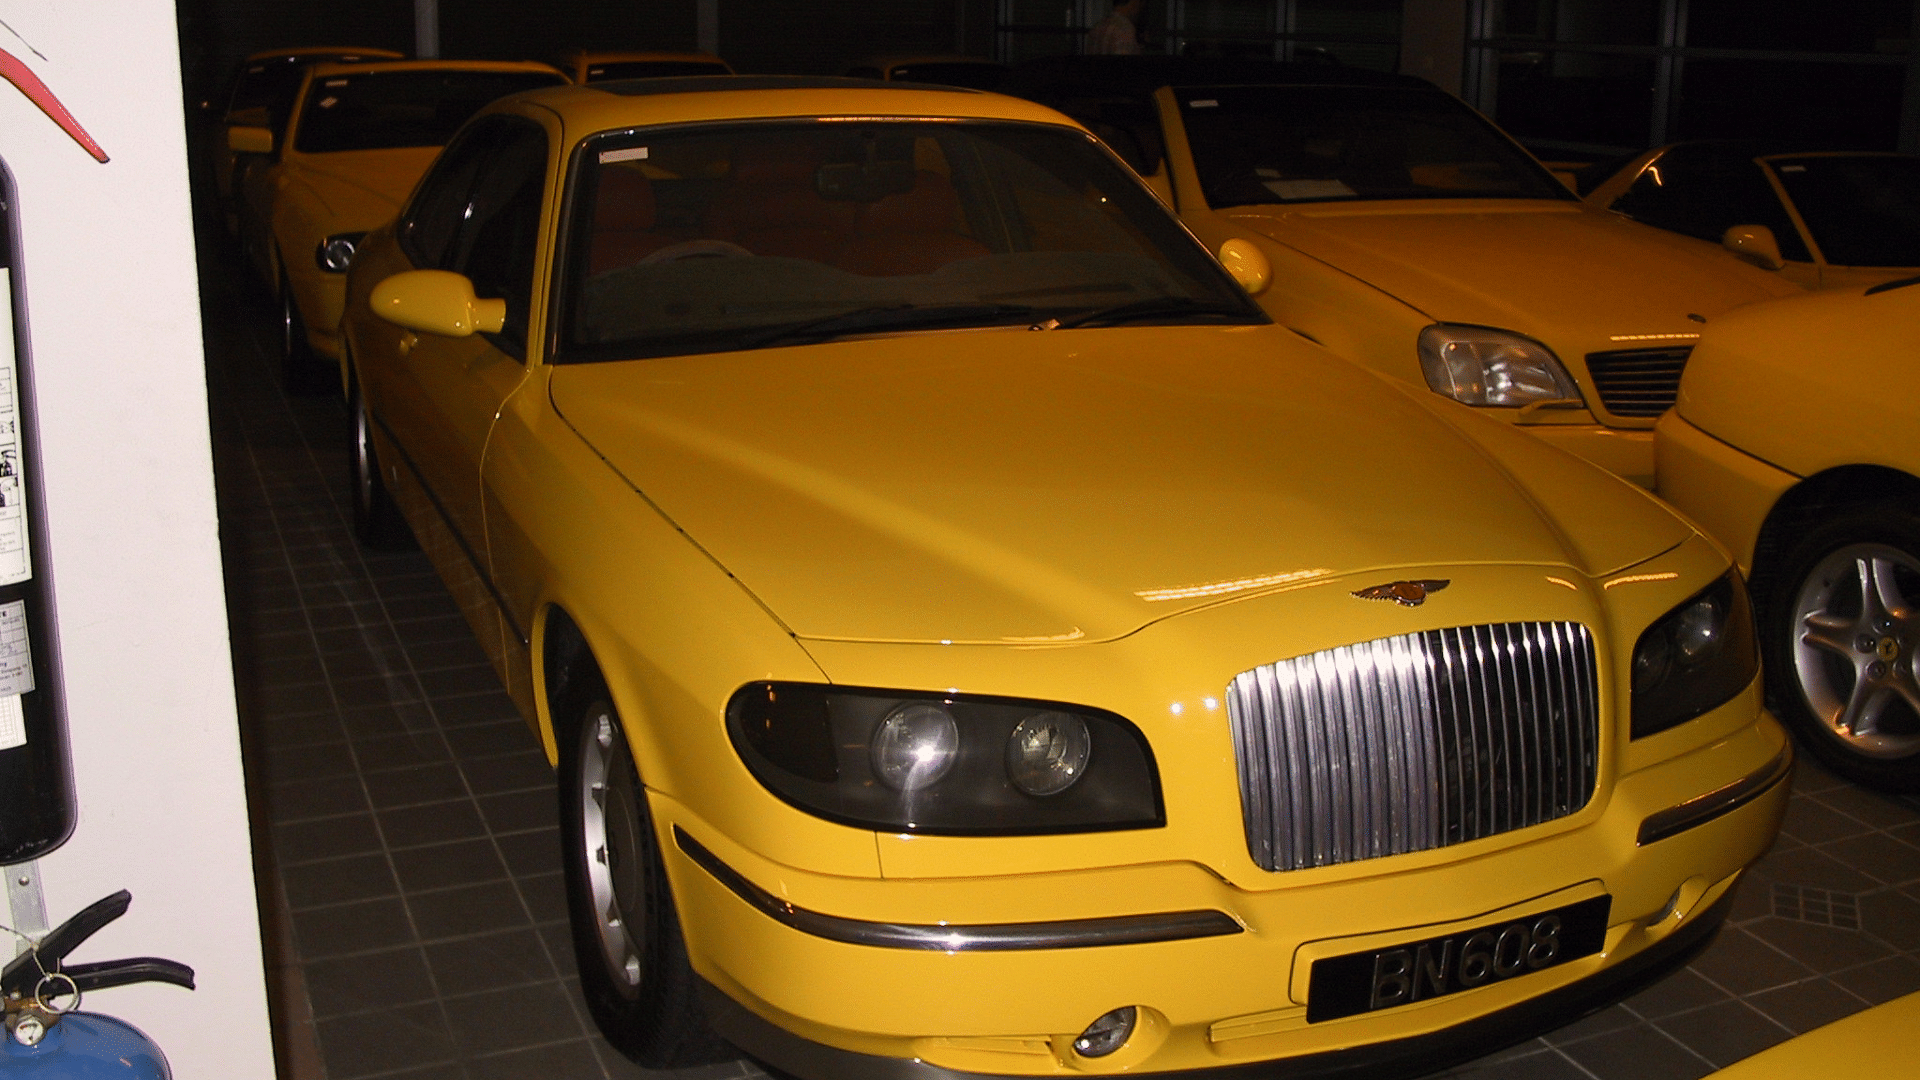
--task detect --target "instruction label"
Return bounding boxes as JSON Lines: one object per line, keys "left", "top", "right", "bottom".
{"left": 0, "top": 269, "right": 29, "bottom": 587}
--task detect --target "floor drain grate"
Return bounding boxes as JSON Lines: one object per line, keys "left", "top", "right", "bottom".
{"left": 1771, "top": 883, "right": 1861, "bottom": 929}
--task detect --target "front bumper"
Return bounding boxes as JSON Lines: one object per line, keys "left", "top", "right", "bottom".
{"left": 660, "top": 719, "right": 1789, "bottom": 1078}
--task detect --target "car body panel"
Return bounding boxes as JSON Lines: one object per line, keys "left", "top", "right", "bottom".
{"left": 1006, "top": 63, "right": 1799, "bottom": 488}
{"left": 1674, "top": 283, "right": 1920, "bottom": 484}
{"left": 340, "top": 79, "right": 1787, "bottom": 1078}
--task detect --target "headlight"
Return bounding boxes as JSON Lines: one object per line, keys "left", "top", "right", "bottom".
{"left": 1417, "top": 324, "right": 1583, "bottom": 407}
{"left": 727, "top": 683, "right": 1162, "bottom": 834}
{"left": 315, "top": 231, "right": 367, "bottom": 273}
{"left": 1630, "top": 572, "right": 1758, "bottom": 738}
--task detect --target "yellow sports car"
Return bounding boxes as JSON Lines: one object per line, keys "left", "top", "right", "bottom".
{"left": 550, "top": 49, "right": 734, "bottom": 83}
{"left": 341, "top": 77, "right": 1789, "bottom": 1078}
{"left": 1005, "top": 57, "right": 1802, "bottom": 488}
{"left": 228, "top": 58, "right": 566, "bottom": 389}
{"left": 1584, "top": 142, "right": 1920, "bottom": 291}
{"left": 1657, "top": 278, "right": 1920, "bottom": 792}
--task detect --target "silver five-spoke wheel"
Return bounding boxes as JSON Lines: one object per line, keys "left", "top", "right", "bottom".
{"left": 577, "top": 702, "right": 646, "bottom": 996}
{"left": 1791, "top": 542, "right": 1920, "bottom": 759}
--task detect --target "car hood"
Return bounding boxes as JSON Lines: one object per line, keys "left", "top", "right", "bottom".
{"left": 282, "top": 148, "right": 439, "bottom": 225}
{"left": 548, "top": 325, "right": 1690, "bottom": 644}
{"left": 1224, "top": 200, "right": 1798, "bottom": 339}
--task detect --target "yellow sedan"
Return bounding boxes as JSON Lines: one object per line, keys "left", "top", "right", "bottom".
{"left": 342, "top": 77, "right": 1789, "bottom": 1078}
{"left": 228, "top": 58, "right": 565, "bottom": 389}
{"left": 1006, "top": 57, "right": 1802, "bottom": 488}
{"left": 1657, "top": 278, "right": 1920, "bottom": 791}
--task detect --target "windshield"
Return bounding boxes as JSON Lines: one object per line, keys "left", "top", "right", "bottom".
{"left": 586, "top": 60, "right": 731, "bottom": 81}
{"left": 293, "top": 70, "right": 567, "bottom": 153}
{"left": 556, "top": 119, "right": 1265, "bottom": 362}
{"left": 1770, "top": 155, "right": 1920, "bottom": 268}
{"left": 1177, "top": 85, "right": 1571, "bottom": 209}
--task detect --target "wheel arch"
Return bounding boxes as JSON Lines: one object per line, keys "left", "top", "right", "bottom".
{"left": 1750, "top": 465, "right": 1920, "bottom": 605}
{"left": 537, "top": 602, "right": 598, "bottom": 767}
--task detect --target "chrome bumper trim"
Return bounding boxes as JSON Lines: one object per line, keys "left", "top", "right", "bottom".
{"left": 673, "top": 826, "right": 1243, "bottom": 951}
{"left": 1637, "top": 744, "right": 1793, "bottom": 846}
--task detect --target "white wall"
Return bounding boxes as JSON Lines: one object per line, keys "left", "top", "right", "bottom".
{"left": 0, "top": 2, "right": 273, "bottom": 1075}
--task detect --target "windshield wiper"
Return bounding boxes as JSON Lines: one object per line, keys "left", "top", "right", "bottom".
{"left": 733, "top": 303, "right": 1038, "bottom": 350}
{"left": 1047, "top": 296, "right": 1263, "bottom": 329}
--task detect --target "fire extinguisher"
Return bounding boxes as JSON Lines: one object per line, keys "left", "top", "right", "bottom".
{"left": 0, "top": 891, "right": 193, "bottom": 1079}
{"left": 0, "top": 60, "right": 192, "bottom": 1078}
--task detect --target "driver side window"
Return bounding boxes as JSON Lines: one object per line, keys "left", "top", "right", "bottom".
{"left": 397, "top": 116, "right": 550, "bottom": 353}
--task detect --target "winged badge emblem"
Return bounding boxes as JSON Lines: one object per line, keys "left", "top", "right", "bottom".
{"left": 1352, "top": 579, "right": 1450, "bottom": 607}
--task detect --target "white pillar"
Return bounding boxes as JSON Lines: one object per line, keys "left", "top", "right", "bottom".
{"left": 415, "top": 0, "right": 440, "bottom": 59}
{"left": 698, "top": 0, "right": 720, "bottom": 56}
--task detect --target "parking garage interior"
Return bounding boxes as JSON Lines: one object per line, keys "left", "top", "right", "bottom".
{"left": 165, "top": 1, "right": 1920, "bottom": 1078}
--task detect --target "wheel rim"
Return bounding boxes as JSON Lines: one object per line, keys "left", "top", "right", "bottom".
{"left": 576, "top": 704, "right": 646, "bottom": 996}
{"left": 352, "top": 398, "right": 376, "bottom": 519}
{"left": 1791, "top": 542, "right": 1920, "bottom": 759}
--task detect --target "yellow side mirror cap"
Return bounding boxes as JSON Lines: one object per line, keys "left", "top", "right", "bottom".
{"left": 1722, "top": 224, "right": 1786, "bottom": 272}
{"left": 1217, "top": 238, "right": 1272, "bottom": 296}
{"left": 370, "top": 270, "right": 507, "bottom": 338}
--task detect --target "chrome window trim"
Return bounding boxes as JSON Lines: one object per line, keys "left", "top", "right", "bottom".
{"left": 673, "top": 826, "right": 1243, "bottom": 951}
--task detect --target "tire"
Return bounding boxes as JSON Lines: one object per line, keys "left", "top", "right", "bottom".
{"left": 347, "top": 378, "right": 414, "bottom": 551}
{"left": 1762, "top": 503, "right": 1920, "bottom": 792}
{"left": 278, "top": 269, "right": 332, "bottom": 395}
{"left": 558, "top": 681, "right": 728, "bottom": 1067}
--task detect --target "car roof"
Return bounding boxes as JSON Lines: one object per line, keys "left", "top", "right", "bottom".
{"left": 242, "top": 46, "right": 406, "bottom": 64}
{"left": 492, "top": 76, "right": 1081, "bottom": 135}
{"left": 1001, "top": 54, "right": 1426, "bottom": 102}
{"left": 304, "top": 58, "right": 567, "bottom": 80}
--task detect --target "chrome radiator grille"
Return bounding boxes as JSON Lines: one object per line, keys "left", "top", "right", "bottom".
{"left": 1584, "top": 347, "right": 1693, "bottom": 417}
{"left": 1227, "top": 622, "right": 1599, "bottom": 872}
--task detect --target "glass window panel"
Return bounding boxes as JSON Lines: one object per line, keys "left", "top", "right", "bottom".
{"left": 1183, "top": 0, "right": 1276, "bottom": 38}
{"left": 1003, "top": 30, "right": 1084, "bottom": 62}
{"left": 1677, "top": 59, "right": 1903, "bottom": 149}
{"left": 1687, "top": 0, "right": 1911, "bottom": 53}
{"left": 1607, "top": 146, "right": 1812, "bottom": 262}
{"left": 1493, "top": 51, "right": 1654, "bottom": 149}
{"left": 1493, "top": 0, "right": 1660, "bottom": 45}
{"left": 1771, "top": 155, "right": 1920, "bottom": 267}
{"left": 1007, "top": 0, "right": 1082, "bottom": 26}
{"left": 1296, "top": 0, "right": 1403, "bottom": 39}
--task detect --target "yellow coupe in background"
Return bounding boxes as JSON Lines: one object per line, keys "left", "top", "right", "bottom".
{"left": 341, "top": 77, "right": 1789, "bottom": 1079}
{"left": 1005, "top": 57, "right": 1802, "bottom": 488}
{"left": 1584, "top": 143, "right": 1920, "bottom": 291}
{"left": 228, "top": 58, "right": 566, "bottom": 389}
{"left": 1657, "top": 278, "right": 1920, "bottom": 791}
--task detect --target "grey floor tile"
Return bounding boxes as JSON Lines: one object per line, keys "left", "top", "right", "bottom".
{"left": 282, "top": 852, "right": 400, "bottom": 909}
{"left": 1820, "top": 832, "right": 1920, "bottom": 887}
{"left": 1686, "top": 926, "right": 1817, "bottom": 996}
{"left": 379, "top": 800, "right": 490, "bottom": 848}
{"left": 1830, "top": 954, "right": 1920, "bottom": 1004}
{"left": 1778, "top": 795, "right": 1874, "bottom": 845}
{"left": 410, "top": 880, "right": 535, "bottom": 940}
{"left": 444, "top": 981, "right": 589, "bottom": 1056}
{"left": 1746, "top": 976, "right": 1869, "bottom": 1035}
{"left": 303, "top": 946, "right": 437, "bottom": 1019}
{"left": 1653, "top": 998, "right": 1791, "bottom": 1068}
{"left": 275, "top": 813, "right": 385, "bottom": 865}
{"left": 315, "top": 1002, "right": 458, "bottom": 1079}
{"left": 1627, "top": 966, "right": 1731, "bottom": 1020}
{"left": 292, "top": 896, "right": 418, "bottom": 961}
{"left": 1554, "top": 1023, "right": 1713, "bottom": 1080}
{"left": 424, "top": 927, "right": 563, "bottom": 990}
{"left": 391, "top": 837, "right": 510, "bottom": 893}
{"left": 1745, "top": 916, "right": 1894, "bottom": 974}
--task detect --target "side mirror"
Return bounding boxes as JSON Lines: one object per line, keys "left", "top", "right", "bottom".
{"left": 227, "top": 126, "right": 273, "bottom": 155}
{"left": 1216, "top": 238, "right": 1272, "bottom": 296}
{"left": 1722, "top": 224, "right": 1785, "bottom": 271}
{"left": 370, "top": 270, "right": 507, "bottom": 337}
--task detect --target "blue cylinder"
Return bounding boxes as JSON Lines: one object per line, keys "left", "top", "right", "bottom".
{"left": 0, "top": 1013, "right": 170, "bottom": 1079}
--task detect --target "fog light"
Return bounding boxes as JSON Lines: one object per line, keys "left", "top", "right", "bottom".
{"left": 870, "top": 703, "right": 959, "bottom": 791}
{"left": 1006, "top": 711, "right": 1090, "bottom": 796}
{"left": 315, "top": 231, "right": 366, "bottom": 273}
{"left": 1073, "top": 1006, "right": 1136, "bottom": 1058}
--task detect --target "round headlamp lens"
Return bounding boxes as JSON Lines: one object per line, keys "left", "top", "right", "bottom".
{"left": 1673, "top": 596, "right": 1725, "bottom": 663}
{"left": 1006, "top": 711, "right": 1091, "bottom": 796}
{"left": 1632, "top": 629, "right": 1672, "bottom": 695}
{"left": 871, "top": 704, "right": 959, "bottom": 791}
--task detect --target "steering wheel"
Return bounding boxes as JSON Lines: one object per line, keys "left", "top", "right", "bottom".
{"left": 636, "top": 239, "right": 755, "bottom": 265}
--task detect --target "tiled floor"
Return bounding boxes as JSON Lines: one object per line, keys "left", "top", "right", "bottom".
{"left": 200, "top": 246, "right": 1920, "bottom": 1080}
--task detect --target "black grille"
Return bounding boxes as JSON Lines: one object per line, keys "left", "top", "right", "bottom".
{"left": 1584, "top": 347, "right": 1693, "bottom": 418}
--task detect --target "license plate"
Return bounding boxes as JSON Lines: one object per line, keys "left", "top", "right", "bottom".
{"left": 1306, "top": 895, "right": 1611, "bottom": 1023}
